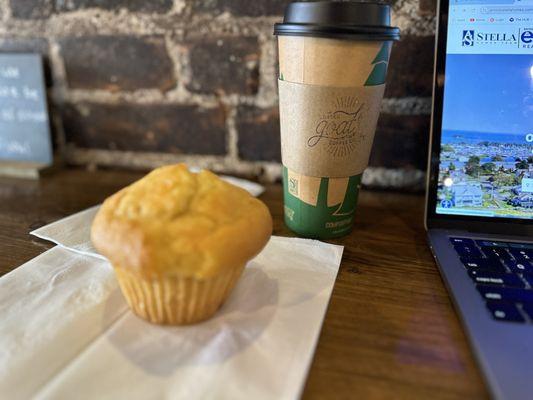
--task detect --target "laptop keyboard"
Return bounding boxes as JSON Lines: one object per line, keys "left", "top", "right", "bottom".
{"left": 450, "top": 237, "right": 533, "bottom": 323}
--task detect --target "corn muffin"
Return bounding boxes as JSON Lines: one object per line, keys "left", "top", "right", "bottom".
{"left": 91, "top": 164, "right": 272, "bottom": 325}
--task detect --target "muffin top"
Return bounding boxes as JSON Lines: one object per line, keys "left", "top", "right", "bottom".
{"left": 91, "top": 164, "right": 272, "bottom": 280}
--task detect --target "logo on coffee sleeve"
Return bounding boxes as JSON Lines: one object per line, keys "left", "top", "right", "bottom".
{"left": 307, "top": 96, "right": 365, "bottom": 158}
{"left": 278, "top": 79, "right": 385, "bottom": 178}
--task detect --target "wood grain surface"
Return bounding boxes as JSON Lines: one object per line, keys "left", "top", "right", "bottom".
{"left": 0, "top": 168, "right": 489, "bottom": 399}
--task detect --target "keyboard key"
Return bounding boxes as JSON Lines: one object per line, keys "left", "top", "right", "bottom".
{"left": 461, "top": 257, "right": 505, "bottom": 272}
{"left": 521, "top": 303, "right": 533, "bottom": 320}
{"left": 476, "top": 240, "right": 509, "bottom": 248}
{"left": 477, "top": 285, "right": 533, "bottom": 303}
{"left": 469, "top": 271, "right": 525, "bottom": 288}
{"left": 508, "top": 243, "right": 533, "bottom": 250}
{"left": 522, "top": 274, "right": 533, "bottom": 287}
{"left": 509, "top": 248, "right": 533, "bottom": 262}
{"left": 450, "top": 237, "right": 475, "bottom": 246}
{"left": 482, "top": 247, "right": 512, "bottom": 260}
{"left": 486, "top": 301, "right": 525, "bottom": 322}
{"left": 504, "top": 259, "right": 533, "bottom": 274}
{"left": 454, "top": 244, "right": 483, "bottom": 258}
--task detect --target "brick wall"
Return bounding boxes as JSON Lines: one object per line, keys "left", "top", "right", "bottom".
{"left": 0, "top": 0, "right": 436, "bottom": 189}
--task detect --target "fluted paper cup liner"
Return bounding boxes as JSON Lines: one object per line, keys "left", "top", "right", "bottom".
{"left": 114, "top": 265, "right": 245, "bottom": 325}
{"left": 278, "top": 36, "right": 391, "bottom": 239}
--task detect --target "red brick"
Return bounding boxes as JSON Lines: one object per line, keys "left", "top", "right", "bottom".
{"left": 10, "top": 0, "right": 53, "bottom": 19}
{"left": 59, "top": 36, "right": 176, "bottom": 92}
{"left": 419, "top": 0, "right": 437, "bottom": 15}
{"left": 369, "top": 114, "right": 430, "bottom": 170}
{"left": 62, "top": 103, "right": 227, "bottom": 155}
{"left": 186, "top": 37, "right": 260, "bottom": 95}
{"left": 192, "top": 0, "right": 287, "bottom": 17}
{"left": 57, "top": 0, "right": 173, "bottom": 13}
{"left": 385, "top": 36, "right": 435, "bottom": 98}
{"left": 237, "top": 106, "right": 280, "bottom": 162}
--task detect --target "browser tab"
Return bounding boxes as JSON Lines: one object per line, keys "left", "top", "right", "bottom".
{"left": 448, "top": 0, "right": 533, "bottom": 53}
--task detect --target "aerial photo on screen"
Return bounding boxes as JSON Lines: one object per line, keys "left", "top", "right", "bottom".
{"left": 436, "top": 130, "right": 533, "bottom": 218}
{"left": 436, "top": 53, "right": 533, "bottom": 219}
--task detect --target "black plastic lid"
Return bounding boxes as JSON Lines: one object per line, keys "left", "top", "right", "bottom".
{"left": 274, "top": 1, "right": 400, "bottom": 41}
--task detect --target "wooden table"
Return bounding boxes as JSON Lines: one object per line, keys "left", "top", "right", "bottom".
{"left": 0, "top": 168, "right": 489, "bottom": 399}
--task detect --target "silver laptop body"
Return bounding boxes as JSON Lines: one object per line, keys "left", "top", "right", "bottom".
{"left": 425, "top": 0, "right": 533, "bottom": 398}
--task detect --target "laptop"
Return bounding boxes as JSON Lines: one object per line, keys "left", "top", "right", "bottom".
{"left": 425, "top": 0, "right": 533, "bottom": 398}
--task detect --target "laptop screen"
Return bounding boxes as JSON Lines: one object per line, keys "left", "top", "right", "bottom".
{"left": 435, "top": 0, "right": 533, "bottom": 220}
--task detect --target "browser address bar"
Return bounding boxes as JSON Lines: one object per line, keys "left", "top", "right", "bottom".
{"left": 480, "top": 6, "right": 533, "bottom": 12}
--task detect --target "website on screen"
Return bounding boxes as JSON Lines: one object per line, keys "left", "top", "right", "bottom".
{"left": 436, "top": 0, "right": 533, "bottom": 219}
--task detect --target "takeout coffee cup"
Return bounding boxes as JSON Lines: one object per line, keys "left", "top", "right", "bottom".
{"left": 274, "top": 1, "right": 400, "bottom": 239}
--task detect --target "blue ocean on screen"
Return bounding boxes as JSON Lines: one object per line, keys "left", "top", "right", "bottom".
{"left": 442, "top": 130, "right": 528, "bottom": 145}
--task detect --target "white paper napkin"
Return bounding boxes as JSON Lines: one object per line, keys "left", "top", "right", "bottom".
{"left": 0, "top": 247, "right": 126, "bottom": 399}
{"left": 1, "top": 176, "right": 344, "bottom": 400}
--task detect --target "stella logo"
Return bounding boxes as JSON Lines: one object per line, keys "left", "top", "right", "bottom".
{"left": 462, "top": 30, "right": 475, "bottom": 46}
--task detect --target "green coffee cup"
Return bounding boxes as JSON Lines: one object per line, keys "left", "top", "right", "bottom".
{"left": 274, "top": 1, "right": 399, "bottom": 239}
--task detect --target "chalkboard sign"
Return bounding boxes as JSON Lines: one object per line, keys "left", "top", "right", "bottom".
{"left": 0, "top": 54, "right": 52, "bottom": 166}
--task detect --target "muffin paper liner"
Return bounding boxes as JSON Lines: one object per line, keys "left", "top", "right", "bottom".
{"left": 114, "top": 265, "right": 245, "bottom": 325}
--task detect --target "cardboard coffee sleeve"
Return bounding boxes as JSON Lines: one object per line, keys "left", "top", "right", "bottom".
{"left": 274, "top": 2, "right": 400, "bottom": 239}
